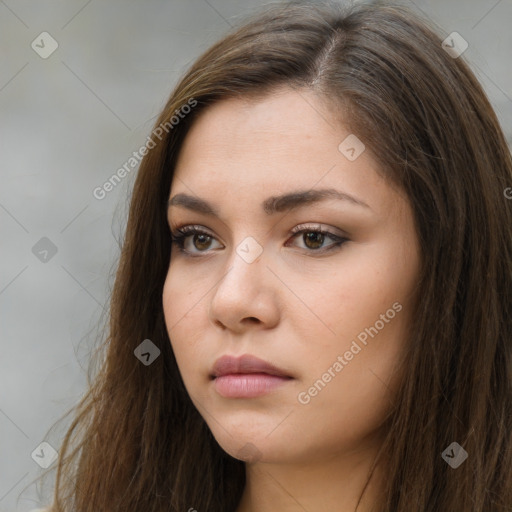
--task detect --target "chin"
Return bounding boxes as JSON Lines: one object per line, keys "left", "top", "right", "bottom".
{"left": 205, "top": 415, "right": 288, "bottom": 463}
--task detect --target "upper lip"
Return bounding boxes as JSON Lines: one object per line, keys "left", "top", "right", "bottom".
{"left": 211, "top": 354, "right": 292, "bottom": 379}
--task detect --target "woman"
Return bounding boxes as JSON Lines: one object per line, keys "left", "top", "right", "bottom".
{"left": 33, "top": 1, "right": 512, "bottom": 510}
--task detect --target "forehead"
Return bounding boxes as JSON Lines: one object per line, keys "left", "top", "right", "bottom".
{"left": 176, "top": 88, "right": 339, "bottom": 164}
{"left": 171, "top": 88, "right": 401, "bottom": 217}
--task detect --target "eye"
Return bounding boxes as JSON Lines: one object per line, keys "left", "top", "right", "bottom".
{"left": 170, "top": 223, "right": 349, "bottom": 257}
{"left": 170, "top": 225, "right": 221, "bottom": 255}
{"left": 286, "top": 223, "right": 348, "bottom": 253}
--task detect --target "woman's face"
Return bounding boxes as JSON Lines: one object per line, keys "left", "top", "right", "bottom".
{"left": 163, "top": 87, "right": 420, "bottom": 464}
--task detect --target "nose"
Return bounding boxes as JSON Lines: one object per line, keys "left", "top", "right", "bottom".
{"left": 208, "top": 243, "right": 280, "bottom": 332}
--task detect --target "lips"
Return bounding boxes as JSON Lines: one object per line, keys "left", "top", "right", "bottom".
{"left": 210, "top": 354, "right": 293, "bottom": 398}
{"left": 210, "top": 354, "right": 292, "bottom": 379}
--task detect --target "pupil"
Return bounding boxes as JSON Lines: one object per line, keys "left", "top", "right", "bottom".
{"left": 195, "top": 234, "right": 211, "bottom": 250}
{"left": 305, "top": 232, "right": 323, "bottom": 249}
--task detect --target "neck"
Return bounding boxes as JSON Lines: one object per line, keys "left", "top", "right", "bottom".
{"left": 235, "top": 434, "right": 386, "bottom": 512}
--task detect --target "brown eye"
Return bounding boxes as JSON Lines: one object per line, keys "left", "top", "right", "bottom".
{"left": 170, "top": 226, "right": 222, "bottom": 255}
{"left": 303, "top": 231, "right": 325, "bottom": 250}
{"left": 193, "top": 233, "right": 213, "bottom": 251}
{"left": 287, "top": 224, "right": 348, "bottom": 253}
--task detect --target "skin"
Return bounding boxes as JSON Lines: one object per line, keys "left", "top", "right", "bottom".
{"left": 162, "top": 86, "right": 420, "bottom": 512}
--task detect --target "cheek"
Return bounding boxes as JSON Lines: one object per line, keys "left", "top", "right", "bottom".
{"left": 162, "top": 266, "right": 209, "bottom": 388}
{"left": 288, "top": 247, "right": 412, "bottom": 353}
{"left": 290, "top": 301, "right": 409, "bottom": 457}
{"left": 163, "top": 265, "right": 191, "bottom": 326}
{"left": 288, "top": 243, "right": 415, "bottom": 431}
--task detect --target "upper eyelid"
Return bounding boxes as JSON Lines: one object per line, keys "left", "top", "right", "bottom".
{"left": 290, "top": 223, "right": 346, "bottom": 236}
{"left": 169, "top": 223, "right": 345, "bottom": 237}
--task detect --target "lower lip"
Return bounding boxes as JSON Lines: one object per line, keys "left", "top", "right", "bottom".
{"left": 213, "top": 373, "right": 292, "bottom": 398}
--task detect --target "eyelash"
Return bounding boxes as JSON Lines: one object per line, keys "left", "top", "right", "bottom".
{"left": 169, "top": 224, "right": 349, "bottom": 257}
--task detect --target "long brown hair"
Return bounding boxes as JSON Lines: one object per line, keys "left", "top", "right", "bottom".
{"left": 32, "top": 1, "right": 512, "bottom": 510}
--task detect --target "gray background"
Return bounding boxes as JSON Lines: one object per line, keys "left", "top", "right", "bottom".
{"left": 1, "top": 0, "right": 511, "bottom": 510}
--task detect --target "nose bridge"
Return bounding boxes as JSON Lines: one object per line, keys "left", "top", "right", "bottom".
{"left": 208, "top": 234, "right": 279, "bottom": 328}
{"left": 220, "top": 234, "right": 267, "bottom": 294}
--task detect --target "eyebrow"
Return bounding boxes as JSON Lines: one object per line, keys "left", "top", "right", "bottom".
{"left": 167, "top": 188, "right": 371, "bottom": 217}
